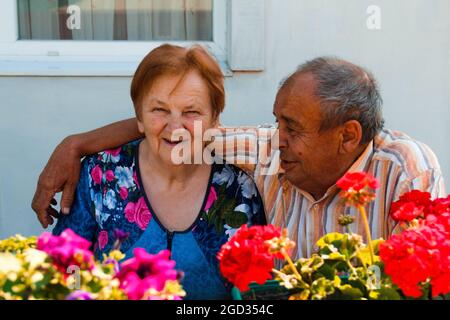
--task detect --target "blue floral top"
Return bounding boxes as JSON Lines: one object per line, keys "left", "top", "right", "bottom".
{"left": 53, "top": 139, "right": 266, "bottom": 300}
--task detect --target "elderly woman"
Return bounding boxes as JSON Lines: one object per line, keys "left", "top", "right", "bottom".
{"left": 52, "top": 44, "right": 266, "bottom": 299}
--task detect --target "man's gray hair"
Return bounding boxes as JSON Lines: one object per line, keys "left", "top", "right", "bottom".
{"left": 280, "top": 57, "right": 384, "bottom": 144}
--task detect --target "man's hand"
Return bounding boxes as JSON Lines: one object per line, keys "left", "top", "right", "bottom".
{"left": 32, "top": 136, "right": 82, "bottom": 228}
{"left": 31, "top": 118, "right": 144, "bottom": 228}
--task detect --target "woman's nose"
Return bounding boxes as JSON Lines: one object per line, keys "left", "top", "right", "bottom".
{"left": 166, "top": 114, "right": 184, "bottom": 131}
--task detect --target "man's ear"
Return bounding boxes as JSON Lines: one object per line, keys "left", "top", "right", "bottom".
{"left": 339, "top": 120, "right": 363, "bottom": 154}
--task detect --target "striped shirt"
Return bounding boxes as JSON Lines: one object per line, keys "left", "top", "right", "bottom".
{"left": 212, "top": 127, "right": 446, "bottom": 259}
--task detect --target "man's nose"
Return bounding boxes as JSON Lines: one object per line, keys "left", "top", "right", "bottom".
{"left": 278, "top": 129, "right": 288, "bottom": 149}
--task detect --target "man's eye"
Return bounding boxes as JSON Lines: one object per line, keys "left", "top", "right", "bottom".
{"left": 185, "top": 111, "right": 200, "bottom": 115}
{"left": 153, "top": 108, "right": 167, "bottom": 113}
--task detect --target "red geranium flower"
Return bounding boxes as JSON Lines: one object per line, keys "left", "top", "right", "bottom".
{"left": 380, "top": 224, "right": 450, "bottom": 298}
{"left": 336, "top": 172, "right": 379, "bottom": 192}
{"left": 427, "top": 195, "right": 450, "bottom": 217}
{"left": 430, "top": 271, "right": 450, "bottom": 297}
{"left": 391, "top": 202, "right": 423, "bottom": 222}
{"left": 217, "top": 225, "right": 282, "bottom": 291}
{"left": 336, "top": 172, "right": 379, "bottom": 206}
{"left": 426, "top": 211, "right": 450, "bottom": 235}
{"left": 390, "top": 190, "right": 432, "bottom": 217}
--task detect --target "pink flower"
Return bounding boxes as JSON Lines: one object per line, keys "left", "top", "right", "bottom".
{"left": 204, "top": 187, "right": 218, "bottom": 211}
{"left": 98, "top": 230, "right": 108, "bottom": 250}
{"left": 66, "top": 290, "right": 94, "bottom": 300}
{"left": 116, "top": 248, "right": 178, "bottom": 300}
{"left": 37, "top": 229, "right": 94, "bottom": 274}
{"left": 125, "top": 197, "right": 152, "bottom": 230}
{"left": 90, "top": 165, "right": 103, "bottom": 185}
{"left": 105, "top": 170, "right": 115, "bottom": 182}
{"left": 105, "top": 147, "right": 122, "bottom": 157}
{"left": 119, "top": 187, "right": 129, "bottom": 200}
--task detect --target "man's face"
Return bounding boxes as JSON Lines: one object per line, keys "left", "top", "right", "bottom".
{"left": 273, "top": 72, "right": 343, "bottom": 196}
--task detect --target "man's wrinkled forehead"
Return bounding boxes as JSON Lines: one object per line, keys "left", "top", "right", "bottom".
{"left": 273, "top": 74, "right": 323, "bottom": 127}
{"left": 275, "top": 72, "right": 318, "bottom": 105}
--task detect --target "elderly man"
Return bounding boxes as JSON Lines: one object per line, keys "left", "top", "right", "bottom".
{"left": 32, "top": 57, "right": 446, "bottom": 258}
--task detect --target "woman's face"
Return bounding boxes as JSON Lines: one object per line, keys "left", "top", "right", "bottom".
{"left": 138, "top": 70, "right": 218, "bottom": 166}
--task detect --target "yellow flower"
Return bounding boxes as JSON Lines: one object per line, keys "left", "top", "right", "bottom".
{"left": 108, "top": 250, "right": 125, "bottom": 261}
{"left": 0, "top": 252, "right": 22, "bottom": 274}
{"left": 23, "top": 249, "right": 48, "bottom": 270}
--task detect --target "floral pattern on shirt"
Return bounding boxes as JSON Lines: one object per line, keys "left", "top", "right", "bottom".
{"left": 53, "top": 139, "right": 266, "bottom": 268}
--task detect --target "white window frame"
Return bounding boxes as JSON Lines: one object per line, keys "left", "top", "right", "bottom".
{"left": 0, "top": 0, "right": 230, "bottom": 76}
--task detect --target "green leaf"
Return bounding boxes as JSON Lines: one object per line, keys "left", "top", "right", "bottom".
{"left": 316, "top": 233, "right": 345, "bottom": 249}
{"left": 338, "top": 284, "right": 364, "bottom": 299}
{"left": 316, "top": 263, "right": 336, "bottom": 280}
{"left": 225, "top": 211, "right": 248, "bottom": 228}
{"left": 369, "top": 287, "right": 402, "bottom": 300}
{"left": 347, "top": 278, "right": 368, "bottom": 296}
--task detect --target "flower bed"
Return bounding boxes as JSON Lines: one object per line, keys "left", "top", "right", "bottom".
{"left": 1, "top": 172, "right": 449, "bottom": 300}
{"left": 0, "top": 229, "right": 185, "bottom": 300}
{"left": 219, "top": 172, "right": 450, "bottom": 300}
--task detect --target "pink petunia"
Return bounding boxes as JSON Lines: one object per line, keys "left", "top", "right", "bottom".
{"left": 37, "top": 229, "right": 94, "bottom": 274}
{"left": 115, "top": 248, "right": 178, "bottom": 300}
{"left": 91, "top": 165, "right": 103, "bottom": 185}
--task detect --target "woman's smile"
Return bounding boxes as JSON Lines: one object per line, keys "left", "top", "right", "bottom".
{"left": 162, "top": 137, "right": 183, "bottom": 147}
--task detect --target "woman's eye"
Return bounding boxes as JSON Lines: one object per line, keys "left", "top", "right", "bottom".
{"left": 185, "top": 111, "right": 200, "bottom": 115}
{"left": 153, "top": 107, "right": 167, "bottom": 113}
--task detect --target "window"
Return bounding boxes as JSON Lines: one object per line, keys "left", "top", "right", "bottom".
{"left": 17, "top": 0, "right": 212, "bottom": 41}
{"left": 0, "top": 0, "right": 227, "bottom": 76}
{"left": 0, "top": 0, "right": 264, "bottom": 76}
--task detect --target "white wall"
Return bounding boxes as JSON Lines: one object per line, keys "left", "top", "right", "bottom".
{"left": 1, "top": 0, "right": 449, "bottom": 238}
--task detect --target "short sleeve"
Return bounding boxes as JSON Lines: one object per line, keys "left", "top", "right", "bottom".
{"left": 52, "top": 156, "right": 98, "bottom": 243}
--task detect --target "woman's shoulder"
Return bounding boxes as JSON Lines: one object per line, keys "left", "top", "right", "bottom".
{"left": 212, "top": 163, "right": 259, "bottom": 197}
{"left": 212, "top": 163, "right": 256, "bottom": 183}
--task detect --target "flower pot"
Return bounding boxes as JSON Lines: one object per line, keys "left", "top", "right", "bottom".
{"left": 231, "top": 280, "right": 291, "bottom": 300}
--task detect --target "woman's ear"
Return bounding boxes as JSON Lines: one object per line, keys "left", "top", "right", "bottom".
{"left": 212, "top": 116, "right": 220, "bottom": 128}
{"left": 137, "top": 119, "right": 145, "bottom": 134}
{"left": 339, "top": 120, "right": 363, "bottom": 154}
